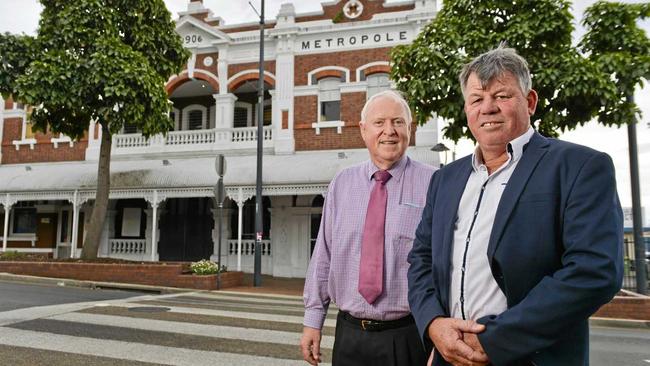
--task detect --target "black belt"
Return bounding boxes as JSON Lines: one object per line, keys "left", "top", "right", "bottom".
{"left": 338, "top": 311, "right": 415, "bottom": 332}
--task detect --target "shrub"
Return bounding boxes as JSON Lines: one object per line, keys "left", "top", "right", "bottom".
{"left": 0, "top": 251, "right": 27, "bottom": 260}
{"left": 190, "top": 259, "right": 226, "bottom": 275}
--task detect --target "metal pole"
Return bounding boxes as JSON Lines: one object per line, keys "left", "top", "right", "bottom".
{"left": 627, "top": 95, "right": 647, "bottom": 295}
{"left": 254, "top": 0, "right": 265, "bottom": 287}
{"left": 217, "top": 200, "right": 223, "bottom": 290}
{"left": 151, "top": 190, "right": 158, "bottom": 262}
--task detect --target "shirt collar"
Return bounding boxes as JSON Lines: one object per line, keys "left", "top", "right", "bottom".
{"left": 472, "top": 126, "right": 534, "bottom": 171}
{"left": 366, "top": 155, "right": 409, "bottom": 182}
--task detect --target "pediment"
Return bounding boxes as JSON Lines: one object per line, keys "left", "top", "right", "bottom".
{"left": 176, "top": 17, "right": 231, "bottom": 47}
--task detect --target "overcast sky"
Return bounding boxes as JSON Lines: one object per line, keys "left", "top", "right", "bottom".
{"left": 0, "top": 0, "right": 648, "bottom": 224}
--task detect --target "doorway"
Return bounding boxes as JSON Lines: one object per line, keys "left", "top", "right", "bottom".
{"left": 158, "top": 198, "right": 214, "bottom": 262}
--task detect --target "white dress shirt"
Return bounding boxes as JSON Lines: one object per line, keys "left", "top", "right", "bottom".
{"left": 449, "top": 127, "right": 534, "bottom": 320}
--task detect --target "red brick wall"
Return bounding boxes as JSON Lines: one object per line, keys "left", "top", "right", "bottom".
{"left": 294, "top": 95, "right": 318, "bottom": 128}
{"left": 294, "top": 92, "right": 366, "bottom": 151}
{"left": 294, "top": 91, "right": 417, "bottom": 151}
{"left": 219, "top": 1, "right": 414, "bottom": 33}
{"left": 1, "top": 117, "right": 87, "bottom": 164}
{"left": 296, "top": 0, "right": 414, "bottom": 24}
{"left": 294, "top": 47, "right": 391, "bottom": 85}
{"left": 594, "top": 296, "right": 650, "bottom": 320}
{"left": 228, "top": 61, "right": 276, "bottom": 80}
{"left": 0, "top": 261, "right": 244, "bottom": 290}
{"left": 341, "top": 92, "right": 366, "bottom": 125}
{"left": 195, "top": 52, "right": 219, "bottom": 76}
{"left": 295, "top": 126, "right": 365, "bottom": 151}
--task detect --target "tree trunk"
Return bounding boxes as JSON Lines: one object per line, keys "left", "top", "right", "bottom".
{"left": 80, "top": 123, "right": 112, "bottom": 259}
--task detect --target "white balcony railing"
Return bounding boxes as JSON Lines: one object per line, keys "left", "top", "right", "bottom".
{"left": 166, "top": 129, "right": 215, "bottom": 145}
{"left": 114, "top": 134, "right": 150, "bottom": 149}
{"left": 225, "top": 239, "right": 273, "bottom": 275}
{"left": 110, "top": 239, "right": 147, "bottom": 254}
{"left": 112, "top": 126, "right": 273, "bottom": 155}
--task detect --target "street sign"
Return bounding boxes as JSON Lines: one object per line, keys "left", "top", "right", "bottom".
{"left": 214, "top": 178, "right": 225, "bottom": 205}
{"left": 215, "top": 154, "right": 226, "bottom": 177}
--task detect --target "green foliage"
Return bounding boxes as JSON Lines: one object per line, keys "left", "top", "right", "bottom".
{"left": 333, "top": 10, "right": 344, "bottom": 24}
{"left": 190, "top": 259, "right": 226, "bottom": 275}
{"left": 0, "top": 251, "right": 27, "bottom": 260}
{"left": 0, "top": 0, "right": 191, "bottom": 260}
{"left": 1, "top": 0, "right": 190, "bottom": 139}
{"left": 391, "top": 0, "right": 617, "bottom": 141}
{"left": 0, "top": 33, "right": 37, "bottom": 100}
{"left": 580, "top": 1, "right": 650, "bottom": 126}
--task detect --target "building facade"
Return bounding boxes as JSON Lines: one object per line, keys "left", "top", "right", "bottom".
{"left": 0, "top": 0, "right": 439, "bottom": 278}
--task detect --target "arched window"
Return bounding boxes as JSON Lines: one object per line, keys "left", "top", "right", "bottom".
{"left": 181, "top": 104, "right": 208, "bottom": 131}
{"left": 366, "top": 73, "right": 391, "bottom": 99}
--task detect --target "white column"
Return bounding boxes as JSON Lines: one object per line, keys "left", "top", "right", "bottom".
{"left": 70, "top": 191, "right": 80, "bottom": 258}
{"left": 237, "top": 188, "right": 244, "bottom": 271}
{"left": 150, "top": 190, "right": 159, "bottom": 262}
{"left": 217, "top": 46, "right": 229, "bottom": 95}
{"left": 210, "top": 205, "right": 233, "bottom": 264}
{"left": 273, "top": 33, "right": 296, "bottom": 155}
{"left": 88, "top": 120, "right": 95, "bottom": 141}
{"left": 2, "top": 194, "right": 13, "bottom": 252}
{"left": 85, "top": 120, "right": 101, "bottom": 161}
{"left": 214, "top": 93, "right": 238, "bottom": 129}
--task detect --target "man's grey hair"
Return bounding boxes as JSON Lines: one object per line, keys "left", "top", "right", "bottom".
{"left": 459, "top": 45, "right": 532, "bottom": 96}
{"left": 360, "top": 90, "right": 412, "bottom": 124}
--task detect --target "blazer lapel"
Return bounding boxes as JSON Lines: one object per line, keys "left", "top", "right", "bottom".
{"left": 486, "top": 132, "right": 550, "bottom": 262}
{"left": 439, "top": 159, "right": 473, "bottom": 309}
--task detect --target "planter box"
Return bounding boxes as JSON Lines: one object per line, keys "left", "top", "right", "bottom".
{"left": 0, "top": 261, "right": 243, "bottom": 290}
{"left": 594, "top": 295, "right": 650, "bottom": 321}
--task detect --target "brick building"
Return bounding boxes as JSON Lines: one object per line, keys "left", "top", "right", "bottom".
{"left": 0, "top": 0, "right": 440, "bottom": 277}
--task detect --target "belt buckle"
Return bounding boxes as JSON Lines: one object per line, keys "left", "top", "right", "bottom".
{"left": 361, "top": 319, "right": 372, "bottom": 330}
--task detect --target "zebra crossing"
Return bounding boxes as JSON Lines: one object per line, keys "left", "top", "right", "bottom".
{"left": 0, "top": 290, "right": 336, "bottom": 365}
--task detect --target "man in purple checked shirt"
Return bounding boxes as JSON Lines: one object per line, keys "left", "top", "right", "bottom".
{"left": 301, "top": 90, "right": 436, "bottom": 366}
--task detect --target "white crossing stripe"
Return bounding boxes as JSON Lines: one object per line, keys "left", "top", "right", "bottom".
{"left": 0, "top": 327, "right": 318, "bottom": 366}
{"left": 0, "top": 291, "right": 334, "bottom": 365}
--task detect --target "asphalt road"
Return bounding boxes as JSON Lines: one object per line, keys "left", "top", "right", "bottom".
{"left": 0, "top": 280, "right": 147, "bottom": 312}
{"left": 591, "top": 326, "right": 650, "bottom": 365}
{"left": 0, "top": 280, "right": 648, "bottom": 365}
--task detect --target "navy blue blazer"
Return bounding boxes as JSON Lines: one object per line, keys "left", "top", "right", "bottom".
{"left": 407, "top": 132, "right": 623, "bottom": 366}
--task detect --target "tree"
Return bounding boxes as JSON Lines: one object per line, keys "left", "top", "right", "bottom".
{"left": 0, "top": 34, "right": 37, "bottom": 100}
{"left": 391, "top": 0, "right": 617, "bottom": 141}
{"left": 0, "top": 0, "right": 189, "bottom": 259}
{"left": 580, "top": 1, "right": 650, "bottom": 126}
{"left": 581, "top": 1, "right": 650, "bottom": 295}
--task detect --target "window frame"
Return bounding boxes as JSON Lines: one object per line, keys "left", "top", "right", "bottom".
{"left": 10, "top": 207, "right": 38, "bottom": 236}
{"left": 312, "top": 76, "right": 345, "bottom": 134}
{"left": 182, "top": 104, "right": 208, "bottom": 131}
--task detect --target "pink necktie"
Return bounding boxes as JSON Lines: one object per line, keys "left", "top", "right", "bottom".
{"left": 359, "top": 170, "right": 392, "bottom": 304}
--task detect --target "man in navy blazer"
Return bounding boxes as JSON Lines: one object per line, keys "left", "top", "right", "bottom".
{"left": 407, "top": 46, "right": 623, "bottom": 366}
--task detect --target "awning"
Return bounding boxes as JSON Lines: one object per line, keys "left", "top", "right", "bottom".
{"left": 0, "top": 147, "right": 435, "bottom": 196}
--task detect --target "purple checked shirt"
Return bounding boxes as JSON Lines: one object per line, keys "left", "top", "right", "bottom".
{"left": 303, "top": 156, "right": 435, "bottom": 329}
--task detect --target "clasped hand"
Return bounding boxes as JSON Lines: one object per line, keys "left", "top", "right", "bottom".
{"left": 428, "top": 317, "right": 489, "bottom": 366}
